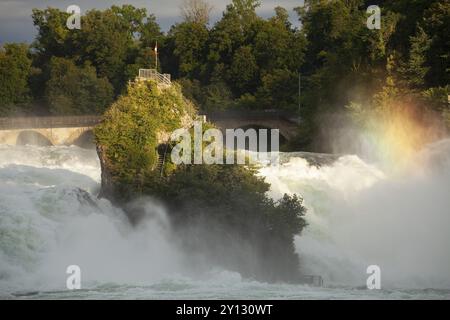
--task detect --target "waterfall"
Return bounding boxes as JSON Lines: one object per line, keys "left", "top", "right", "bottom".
{"left": 1, "top": 142, "right": 449, "bottom": 299}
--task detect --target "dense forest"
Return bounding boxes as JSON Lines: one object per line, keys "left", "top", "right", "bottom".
{"left": 0, "top": 0, "right": 449, "bottom": 149}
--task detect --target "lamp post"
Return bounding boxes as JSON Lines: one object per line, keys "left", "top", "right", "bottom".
{"left": 298, "top": 72, "right": 301, "bottom": 114}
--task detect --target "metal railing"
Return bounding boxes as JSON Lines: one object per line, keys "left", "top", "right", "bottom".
{"left": 205, "top": 110, "right": 298, "bottom": 122}
{"left": 138, "top": 69, "right": 171, "bottom": 86}
{"left": 0, "top": 115, "right": 102, "bottom": 130}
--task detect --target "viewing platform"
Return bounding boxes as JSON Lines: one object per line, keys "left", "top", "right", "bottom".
{"left": 137, "top": 69, "right": 171, "bottom": 87}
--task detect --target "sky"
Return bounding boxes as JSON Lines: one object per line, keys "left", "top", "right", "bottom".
{"left": 0, "top": 0, "right": 304, "bottom": 44}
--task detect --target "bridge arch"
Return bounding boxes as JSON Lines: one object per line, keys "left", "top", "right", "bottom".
{"left": 0, "top": 116, "right": 101, "bottom": 148}
{"left": 236, "top": 124, "right": 288, "bottom": 151}
{"left": 71, "top": 129, "right": 95, "bottom": 149}
{"left": 206, "top": 110, "right": 300, "bottom": 143}
{"left": 16, "top": 130, "right": 53, "bottom": 146}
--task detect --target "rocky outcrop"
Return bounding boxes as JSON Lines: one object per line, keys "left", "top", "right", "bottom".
{"left": 94, "top": 79, "right": 197, "bottom": 203}
{"left": 96, "top": 144, "right": 116, "bottom": 202}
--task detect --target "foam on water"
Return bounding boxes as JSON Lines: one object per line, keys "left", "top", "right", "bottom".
{"left": 261, "top": 139, "right": 450, "bottom": 289}
{"left": 0, "top": 143, "right": 449, "bottom": 299}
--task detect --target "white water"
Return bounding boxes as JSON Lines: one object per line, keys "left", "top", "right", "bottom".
{"left": 261, "top": 141, "right": 450, "bottom": 290}
{"left": 0, "top": 142, "right": 449, "bottom": 299}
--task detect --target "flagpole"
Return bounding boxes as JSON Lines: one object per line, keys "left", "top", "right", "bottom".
{"left": 155, "top": 41, "right": 158, "bottom": 71}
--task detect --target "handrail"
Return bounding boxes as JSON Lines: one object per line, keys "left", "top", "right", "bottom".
{"left": 160, "top": 143, "right": 169, "bottom": 177}
{"left": 138, "top": 69, "right": 171, "bottom": 86}
{"left": 0, "top": 115, "right": 102, "bottom": 130}
{"left": 0, "top": 110, "right": 299, "bottom": 131}
{"left": 205, "top": 110, "right": 298, "bottom": 121}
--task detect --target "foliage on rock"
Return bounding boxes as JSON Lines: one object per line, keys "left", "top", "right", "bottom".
{"left": 94, "top": 80, "right": 196, "bottom": 200}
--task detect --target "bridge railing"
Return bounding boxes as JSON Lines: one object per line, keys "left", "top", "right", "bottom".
{"left": 0, "top": 110, "right": 300, "bottom": 130}
{"left": 0, "top": 115, "right": 102, "bottom": 130}
{"left": 205, "top": 109, "right": 298, "bottom": 121}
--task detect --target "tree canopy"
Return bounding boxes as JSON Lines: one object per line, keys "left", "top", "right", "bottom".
{"left": 0, "top": 1, "right": 448, "bottom": 142}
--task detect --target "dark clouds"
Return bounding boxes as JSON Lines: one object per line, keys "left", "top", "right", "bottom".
{"left": 0, "top": 0, "right": 303, "bottom": 44}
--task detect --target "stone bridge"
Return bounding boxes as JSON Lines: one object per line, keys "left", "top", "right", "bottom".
{"left": 0, "top": 110, "right": 300, "bottom": 147}
{"left": 0, "top": 116, "right": 100, "bottom": 147}
{"left": 204, "top": 110, "right": 300, "bottom": 142}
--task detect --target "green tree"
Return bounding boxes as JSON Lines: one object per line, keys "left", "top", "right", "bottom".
{"left": 45, "top": 57, "right": 113, "bottom": 115}
{"left": 207, "top": 0, "right": 261, "bottom": 70}
{"left": 421, "top": 1, "right": 450, "bottom": 87}
{"left": 31, "top": 8, "right": 71, "bottom": 63}
{"left": 73, "top": 7, "right": 139, "bottom": 93}
{"left": 0, "top": 44, "right": 32, "bottom": 115}
{"left": 249, "top": 7, "right": 306, "bottom": 110}
{"left": 231, "top": 0, "right": 261, "bottom": 26}
{"left": 296, "top": 0, "right": 399, "bottom": 114}
{"left": 170, "top": 22, "right": 209, "bottom": 78}
{"left": 400, "top": 27, "right": 431, "bottom": 89}
{"left": 229, "top": 46, "right": 258, "bottom": 95}
{"left": 203, "top": 81, "right": 234, "bottom": 111}
{"left": 256, "top": 69, "right": 298, "bottom": 110}
{"left": 203, "top": 3, "right": 307, "bottom": 110}
{"left": 152, "top": 163, "right": 307, "bottom": 282}
{"left": 421, "top": 86, "right": 450, "bottom": 131}
{"left": 32, "top": 5, "right": 157, "bottom": 95}
{"left": 254, "top": 7, "right": 305, "bottom": 72}
{"left": 140, "top": 14, "right": 163, "bottom": 48}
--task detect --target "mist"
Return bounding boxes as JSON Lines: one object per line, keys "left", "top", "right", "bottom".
{"left": 261, "top": 138, "right": 450, "bottom": 288}
{"left": 1, "top": 138, "right": 450, "bottom": 298}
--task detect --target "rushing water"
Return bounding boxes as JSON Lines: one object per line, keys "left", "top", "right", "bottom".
{"left": 0, "top": 142, "right": 450, "bottom": 299}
